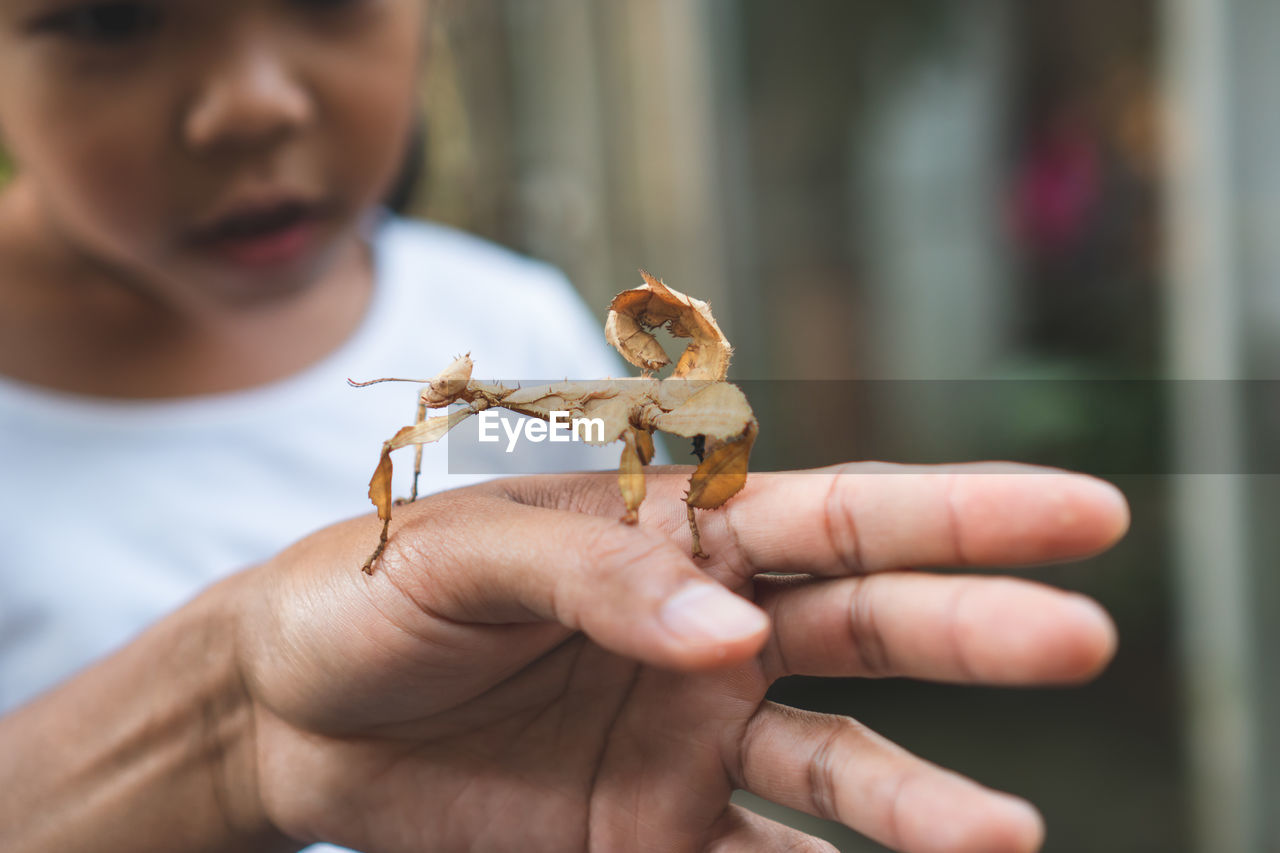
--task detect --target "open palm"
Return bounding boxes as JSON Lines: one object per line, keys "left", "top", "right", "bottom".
{"left": 240, "top": 463, "right": 1125, "bottom": 853}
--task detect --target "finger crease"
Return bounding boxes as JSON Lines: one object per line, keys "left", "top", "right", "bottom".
{"left": 847, "top": 579, "right": 892, "bottom": 677}
{"left": 378, "top": 542, "right": 471, "bottom": 632}
{"left": 807, "top": 724, "right": 846, "bottom": 823}
{"left": 718, "top": 499, "right": 752, "bottom": 578}
{"left": 823, "top": 470, "right": 863, "bottom": 574}
{"left": 945, "top": 581, "right": 981, "bottom": 682}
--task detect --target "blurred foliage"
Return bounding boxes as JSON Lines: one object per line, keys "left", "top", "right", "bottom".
{"left": 0, "top": 145, "right": 11, "bottom": 188}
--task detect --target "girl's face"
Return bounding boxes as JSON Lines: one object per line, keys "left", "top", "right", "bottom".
{"left": 0, "top": 0, "right": 424, "bottom": 310}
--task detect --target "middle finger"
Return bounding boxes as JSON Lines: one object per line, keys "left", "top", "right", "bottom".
{"left": 753, "top": 572, "right": 1116, "bottom": 684}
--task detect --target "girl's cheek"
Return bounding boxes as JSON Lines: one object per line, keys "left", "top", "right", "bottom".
{"left": 15, "top": 78, "right": 171, "bottom": 229}
{"left": 320, "top": 60, "right": 419, "bottom": 206}
{"left": 313, "top": 4, "right": 423, "bottom": 190}
{"left": 77, "top": 138, "right": 163, "bottom": 219}
{"left": 36, "top": 127, "right": 171, "bottom": 254}
{"left": 344, "top": 91, "right": 415, "bottom": 203}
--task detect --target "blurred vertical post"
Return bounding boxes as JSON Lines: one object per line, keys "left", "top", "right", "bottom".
{"left": 701, "top": 0, "right": 764, "bottom": 378}
{"left": 1161, "top": 0, "right": 1262, "bottom": 850}
{"left": 852, "top": 1, "right": 1013, "bottom": 469}
{"left": 501, "top": 0, "right": 614, "bottom": 310}
{"left": 856, "top": 1, "right": 1014, "bottom": 386}
{"left": 501, "top": 0, "right": 739, "bottom": 347}
{"left": 605, "top": 0, "right": 734, "bottom": 332}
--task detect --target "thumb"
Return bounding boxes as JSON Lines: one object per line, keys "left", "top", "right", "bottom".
{"left": 372, "top": 495, "right": 770, "bottom": 670}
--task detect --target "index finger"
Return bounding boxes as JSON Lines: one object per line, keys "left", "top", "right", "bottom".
{"left": 500, "top": 461, "right": 1129, "bottom": 577}
{"left": 706, "top": 462, "right": 1130, "bottom": 576}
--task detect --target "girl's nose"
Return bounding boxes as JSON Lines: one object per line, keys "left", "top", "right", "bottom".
{"left": 183, "top": 42, "right": 314, "bottom": 153}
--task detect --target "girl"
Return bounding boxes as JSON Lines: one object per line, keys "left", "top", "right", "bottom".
{"left": 0, "top": 2, "right": 1127, "bottom": 852}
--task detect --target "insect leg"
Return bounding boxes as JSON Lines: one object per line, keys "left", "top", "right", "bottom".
{"left": 362, "top": 519, "right": 390, "bottom": 575}
{"left": 410, "top": 395, "right": 427, "bottom": 502}
{"left": 618, "top": 428, "right": 647, "bottom": 524}
{"left": 362, "top": 441, "right": 395, "bottom": 574}
{"left": 686, "top": 503, "right": 708, "bottom": 560}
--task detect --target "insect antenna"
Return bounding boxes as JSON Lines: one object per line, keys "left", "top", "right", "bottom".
{"left": 347, "top": 377, "right": 434, "bottom": 388}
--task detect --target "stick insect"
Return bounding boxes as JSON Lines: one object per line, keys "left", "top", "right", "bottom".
{"left": 351, "top": 271, "right": 757, "bottom": 574}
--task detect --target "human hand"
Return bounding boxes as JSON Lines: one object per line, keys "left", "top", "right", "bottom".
{"left": 234, "top": 462, "right": 1125, "bottom": 853}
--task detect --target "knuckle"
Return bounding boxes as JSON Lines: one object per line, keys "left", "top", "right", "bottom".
{"left": 807, "top": 715, "right": 866, "bottom": 823}
{"left": 846, "top": 578, "right": 894, "bottom": 677}
{"left": 944, "top": 579, "right": 984, "bottom": 682}
{"left": 709, "top": 497, "right": 754, "bottom": 577}
{"left": 822, "top": 470, "right": 865, "bottom": 574}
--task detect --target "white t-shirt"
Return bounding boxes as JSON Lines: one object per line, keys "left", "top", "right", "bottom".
{"left": 0, "top": 217, "right": 631, "bottom": 851}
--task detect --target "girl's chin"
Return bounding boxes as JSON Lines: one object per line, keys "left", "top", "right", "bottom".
{"left": 182, "top": 230, "right": 355, "bottom": 307}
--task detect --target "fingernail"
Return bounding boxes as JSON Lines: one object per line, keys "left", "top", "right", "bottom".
{"left": 660, "top": 583, "right": 768, "bottom": 643}
{"left": 1067, "top": 594, "right": 1119, "bottom": 664}
{"left": 999, "top": 795, "right": 1046, "bottom": 850}
{"left": 1092, "top": 478, "right": 1132, "bottom": 536}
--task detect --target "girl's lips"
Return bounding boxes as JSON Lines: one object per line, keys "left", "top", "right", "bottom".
{"left": 209, "top": 216, "right": 321, "bottom": 268}
{"left": 190, "top": 200, "right": 327, "bottom": 268}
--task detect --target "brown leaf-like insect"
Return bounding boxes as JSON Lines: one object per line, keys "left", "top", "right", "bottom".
{"left": 351, "top": 271, "right": 757, "bottom": 573}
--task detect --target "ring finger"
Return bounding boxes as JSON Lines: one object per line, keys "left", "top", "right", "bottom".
{"left": 731, "top": 702, "right": 1045, "bottom": 853}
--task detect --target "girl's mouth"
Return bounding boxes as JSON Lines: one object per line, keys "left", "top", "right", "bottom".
{"left": 191, "top": 200, "right": 327, "bottom": 268}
